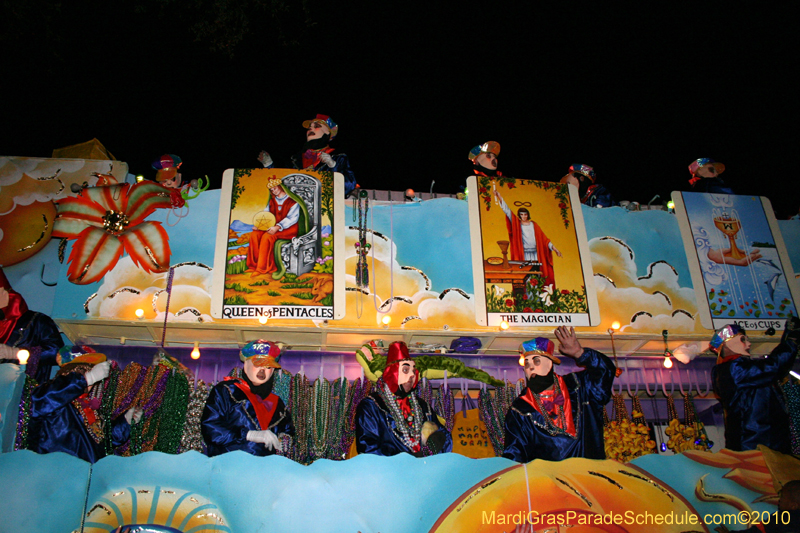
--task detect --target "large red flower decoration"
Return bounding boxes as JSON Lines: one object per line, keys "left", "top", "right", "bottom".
{"left": 53, "top": 182, "right": 173, "bottom": 284}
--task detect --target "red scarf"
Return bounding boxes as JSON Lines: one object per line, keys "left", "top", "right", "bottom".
{"left": 521, "top": 374, "right": 576, "bottom": 437}
{"left": 228, "top": 377, "right": 279, "bottom": 430}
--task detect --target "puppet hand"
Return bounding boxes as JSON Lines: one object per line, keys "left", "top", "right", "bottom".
{"left": 257, "top": 151, "right": 273, "bottom": 168}
{"left": 85, "top": 361, "right": 111, "bottom": 386}
{"left": 125, "top": 407, "right": 144, "bottom": 425}
{"left": 555, "top": 326, "right": 583, "bottom": 358}
{"left": 0, "top": 344, "right": 17, "bottom": 360}
{"left": 247, "top": 430, "right": 281, "bottom": 450}
{"left": 421, "top": 421, "right": 438, "bottom": 445}
{"left": 318, "top": 152, "right": 336, "bottom": 168}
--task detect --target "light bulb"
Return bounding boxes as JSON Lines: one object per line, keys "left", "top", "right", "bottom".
{"left": 663, "top": 356, "right": 673, "bottom": 369}
{"left": 191, "top": 342, "right": 201, "bottom": 360}
{"left": 518, "top": 355, "right": 525, "bottom": 366}
{"left": 135, "top": 308, "right": 145, "bottom": 319}
{"left": 17, "top": 349, "right": 30, "bottom": 365}
{"left": 258, "top": 315, "right": 268, "bottom": 325}
{"left": 136, "top": 175, "right": 144, "bottom": 182}
{"left": 381, "top": 315, "right": 392, "bottom": 325}
{"left": 611, "top": 321, "right": 620, "bottom": 331}
{"left": 500, "top": 321, "right": 510, "bottom": 331}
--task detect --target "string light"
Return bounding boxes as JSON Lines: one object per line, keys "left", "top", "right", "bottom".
{"left": 663, "top": 355, "right": 673, "bottom": 369}
{"left": 17, "top": 349, "right": 30, "bottom": 365}
{"left": 258, "top": 315, "right": 268, "bottom": 325}
{"left": 611, "top": 321, "right": 620, "bottom": 330}
{"left": 135, "top": 308, "right": 145, "bottom": 319}
{"left": 499, "top": 321, "right": 510, "bottom": 331}
{"left": 381, "top": 315, "right": 392, "bottom": 326}
{"left": 135, "top": 175, "right": 144, "bottom": 182}
{"left": 191, "top": 342, "right": 201, "bottom": 360}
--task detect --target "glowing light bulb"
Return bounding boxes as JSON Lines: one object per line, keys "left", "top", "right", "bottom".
{"left": 518, "top": 355, "right": 525, "bottom": 366}
{"left": 135, "top": 308, "right": 145, "bottom": 319}
{"left": 667, "top": 200, "right": 675, "bottom": 210}
{"left": 136, "top": 175, "right": 144, "bottom": 182}
{"left": 663, "top": 356, "right": 673, "bottom": 369}
{"left": 258, "top": 315, "right": 268, "bottom": 325}
{"left": 611, "top": 321, "right": 620, "bottom": 331}
{"left": 500, "top": 321, "right": 510, "bottom": 331}
{"left": 17, "top": 349, "right": 30, "bottom": 365}
{"left": 381, "top": 315, "right": 392, "bottom": 325}
{"left": 191, "top": 342, "right": 201, "bottom": 360}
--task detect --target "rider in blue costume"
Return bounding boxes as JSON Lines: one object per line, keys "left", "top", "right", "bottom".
{"left": 503, "top": 327, "right": 615, "bottom": 463}
{"left": 355, "top": 341, "right": 452, "bottom": 457}
{"left": 559, "top": 164, "right": 616, "bottom": 208}
{"left": 258, "top": 114, "right": 357, "bottom": 197}
{"left": 711, "top": 318, "right": 800, "bottom": 453}
{"left": 201, "top": 339, "right": 294, "bottom": 457}
{"left": 28, "top": 346, "right": 140, "bottom": 463}
{"left": 0, "top": 270, "right": 63, "bottom": 383}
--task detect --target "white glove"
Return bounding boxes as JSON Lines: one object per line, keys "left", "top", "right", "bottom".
{"left": 247, "top": 429, "right": 281, "bottom": 451}
{"left": 0, "top": 344, "right": 16, "bottom": 360}
{"left": 257, "top": 151, "right": 273, "bottom": 168}
{"left": 84, "top": 361, "right": 111, "bottom": 386}
{"left": 318, "top": 152, "right": 335, "bottom": 168}
{"left": 125, "top": 407, "right": 144, "bottom": 425}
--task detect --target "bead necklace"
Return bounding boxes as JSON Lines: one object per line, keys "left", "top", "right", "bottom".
{"left": 102, "top": 363, "right": 121, "bottom": 455}
{"left": 180, "top": 379, "right": 210, "bottom": 453}
{"left": 155, "top": 371, "right": 190, "bottom": 454}
{"left": 15, "top": 376, "right": 36, "bottom": 451}
{"left": 528, "top": 376, "right": 578, "bottom": 439}
{"left": 311, "top": 377, "right": 331, "bottom": 459}
{"left": 479, "top": 388, "right": 505, "bottom": 456}
{"left": 353, "top": 191, "right": 370, "bottom": 315}
{"left": 377, "top": 380, "right": 423, "bottom": 452}
{"left": 437, "top": 383, "right": 455, "bottom": 433}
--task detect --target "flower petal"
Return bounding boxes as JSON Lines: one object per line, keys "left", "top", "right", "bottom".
{"left": 118, "top": 221, "right": 170, "bottom": 273}
{"left": 125, "top": 181, "right": 172, "bottom": 225}
{"left": 53, "top": 195, "right": 106, "bottom": 232}
{"left": 82, "top": 183, "right": 129, "bottom": 213}
{"left": 66, "top": 227, "right": 123, "bottom": 284}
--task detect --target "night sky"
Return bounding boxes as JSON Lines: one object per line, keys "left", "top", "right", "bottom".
{"left": 2, "top": 1, "right": 797, "bottom": 216}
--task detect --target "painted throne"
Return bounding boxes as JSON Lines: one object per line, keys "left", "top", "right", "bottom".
{"left": 273, "top": 173, "right": 321, "bottom": 279}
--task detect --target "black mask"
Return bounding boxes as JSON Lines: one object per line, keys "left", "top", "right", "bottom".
{"left": 303, "top": 134, "right": 331, "bottom": 151}
{"left": 242, "top": 370, "right": 274, "bottom": 399}
{"left": 473, "top": 163, "right": 497, "bottom": 177}
{"left": 394, "top": 383, "right": 414, "bottom": 399}
{"left": 527, "top": 370, "right": 555, "bottom": 394}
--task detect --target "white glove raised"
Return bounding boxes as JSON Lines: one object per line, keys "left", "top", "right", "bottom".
{"left": 317, "top": 152, "right": 336, "bottom": 168}
{"left": 125, "top": 407, "right": 144, "bottom": 425}
{"left": 246, "top": 429, "right": 281, "bottom": 451}
{"left": 84, "top": 361, "right": 111, "bottom": 386}
{"left": 257, "top": 151, "right": 274, "bottom": 168}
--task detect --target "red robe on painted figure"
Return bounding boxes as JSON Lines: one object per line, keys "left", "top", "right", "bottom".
{"left": 246, "top": 194, "right": 299, "bottom": 274}
{"left": 505, "top": 213, "right": 556, "bottom": 289}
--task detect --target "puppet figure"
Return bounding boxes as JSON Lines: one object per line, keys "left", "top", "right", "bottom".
{"left": 711, "top": 318, "right": 800, "bottom": 453}
{"left": 688, "top": 157, "right": 734, "bottom": 194}
{"left": 503, "top": 327, "right": 615, "bottom": 463}
{"left": 151, "top": 154, "right": 209, "bottom": 209}
{"left": 355, "top": 341, "right": 452, "bottom": 457}
{"left": 559, "top": 164, "right": 615, "bottom": 207}
{"left": 28, "top": 346, "right": 141, "bottom": 463}
{"left": 258, "top": 114, "right": 357, "bottom": 197}
{"left": 0, "top": 269, "right": 63, "bottom": 383}
{"left": 201, "top": 339, "right": 294, "bottom": 457}
{"left": 469, "top": 141, "right": 502, "bottom": 178}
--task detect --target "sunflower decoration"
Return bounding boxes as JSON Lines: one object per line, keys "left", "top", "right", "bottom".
{"left": 664, "top": 393, "right": 712, "bottom": 453}
{"left": 603, "top": 393, "right": 656, "bottom": 462}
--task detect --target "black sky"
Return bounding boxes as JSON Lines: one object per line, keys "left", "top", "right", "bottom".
{"left": 2, "top": 1, "right": 797, "bottom": 216}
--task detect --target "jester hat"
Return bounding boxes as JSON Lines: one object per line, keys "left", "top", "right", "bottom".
{"left": 468, "top": 141, "right": 500, "bottom": 162}
{"left": 383, "top": 341, "right": 419, "bottom": 393}
{"left": 520, "top": 337, "right": 561, "bottom": 365}
{"left": 240, "top": 339, "right": 283, "bottom": 368}
{"left": 302, "top": 114, "right": 338, "bottom": 140}
{"left": 709, "top": 324, "right": 743, "bottom": 355}
{"left": 688, "top": 158, "right": 725, "bottom": 177}
{"left": 152, "top": 154, "right": 183, "bottom": 183}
